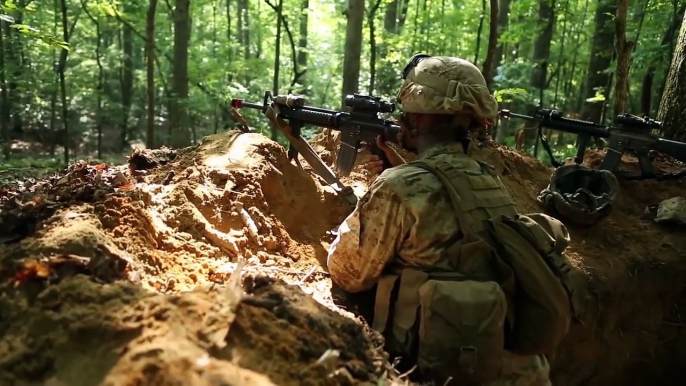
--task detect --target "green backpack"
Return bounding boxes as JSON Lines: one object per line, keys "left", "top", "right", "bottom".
{"left": 372, "top": 159, "right": 576, "bottom": 385}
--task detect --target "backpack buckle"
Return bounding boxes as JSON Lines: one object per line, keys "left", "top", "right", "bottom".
{"left": 458, "top": 346, "right": 477, "bottom": 373}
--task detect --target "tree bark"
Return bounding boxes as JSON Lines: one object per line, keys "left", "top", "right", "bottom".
{"left": 146, "top": 0, "right": 158, "bottom": 148}
{"left": 341, "top": 0, "right": 364, "bottom": 107}
{"left": 641, "top": 4, "right": 685, "bottom": 116}
{"left": 368, "top": 0, "right": 383, "bottom": 94}
{"left": 482, "top": 0, "right": 499, "bottom": 90}
{"left": 530, "top": 0, "right": 555, "bottom": 91}
{"left": 657, "top": 10, "right": 686, "bottom": 141}
{"left": 580, "top": 0, "right": 617, "bottom": 122}
{"left": 613, "top": 0, "right": 634, "bottom": 118}
{"left": 0, "top": 23, "right": 10, "bottom": 160}
{"left": 494, "top": 0, "right": 512, "bottom": 69}
{"left": 377, "top": 0, "right": 409, "bottom": 96}
{"left": 237, "top": 0, "right": 251, "bottom": 60}
{"left": 297, "top": 0, "right": 309, "bottom": 94}
{"left": 81, "top": 0, "right": 105, "bottom": 158}
{"left": 120, "top": 6, "right": 134, "bottom": 148}
{"left": 58, "top": 0, "right": 70, "bottom": 164}
{"left": 169, "top": 0, "right": 191, "bottom": 148}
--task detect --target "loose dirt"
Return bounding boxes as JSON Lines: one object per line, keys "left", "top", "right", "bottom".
{"left": 0, "top": 128, "right": 685, "bottom": 385}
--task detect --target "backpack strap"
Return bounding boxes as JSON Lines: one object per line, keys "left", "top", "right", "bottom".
{"left": 410, "top": 159, "right": 479, "bottom": 241}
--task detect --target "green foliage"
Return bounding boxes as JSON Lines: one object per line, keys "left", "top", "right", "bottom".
{"left": 0, "top": 0, "right": 681, "bottom": 165}
{"left": 1, "top": 1, "right": 69, "bottom": 50}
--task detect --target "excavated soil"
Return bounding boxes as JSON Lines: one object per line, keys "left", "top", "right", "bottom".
{"left": 0, "top": 128, "right": 685, "bottom": 385}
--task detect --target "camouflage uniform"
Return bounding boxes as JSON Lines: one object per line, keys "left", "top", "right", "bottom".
{"left": 327, "top": 56, "right": 551, "bottom": 385}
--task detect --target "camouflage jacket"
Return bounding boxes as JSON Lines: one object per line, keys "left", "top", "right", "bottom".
{"left": 327, "top": 142, "right": 490, "bottom": 293}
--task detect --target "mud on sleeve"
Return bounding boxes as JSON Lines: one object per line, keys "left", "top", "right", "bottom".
{"left": 327, "top": 178, "right": 410, "bottom": 293}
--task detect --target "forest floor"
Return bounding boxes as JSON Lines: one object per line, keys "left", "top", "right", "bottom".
{"left": 0, "top": 129, "right": 685, "bottom": 386}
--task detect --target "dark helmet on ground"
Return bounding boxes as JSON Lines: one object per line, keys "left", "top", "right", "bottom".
{"left": 537, "top": 164, "right": 620, "bottom": 227}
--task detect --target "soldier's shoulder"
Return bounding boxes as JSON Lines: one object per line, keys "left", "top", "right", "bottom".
{"left": 374, "top": 163, "right": 442, "bottom": 199}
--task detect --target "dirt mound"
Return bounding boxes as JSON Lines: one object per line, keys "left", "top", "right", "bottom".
{"left": 1, "top": 128, "right": 685, "bottom": 385}
{"left": 0, "top": 130, "right": 390, "bottom": 385}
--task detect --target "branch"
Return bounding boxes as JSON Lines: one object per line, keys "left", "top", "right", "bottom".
{"left": 264, "top": 0, "right": 307, "bottom": 93}
{"left": 367, "top": 0, "right": 382, "bottom": 17}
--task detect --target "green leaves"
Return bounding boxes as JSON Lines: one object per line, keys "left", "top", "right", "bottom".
{"left": 9, "top": 23, "right": 70, "bottom": 50}
{"left": 494, "top": 88, "right": 530, "bottom": 103}
{"left": 1, "top": 3, "right": 69, "bottom": 51}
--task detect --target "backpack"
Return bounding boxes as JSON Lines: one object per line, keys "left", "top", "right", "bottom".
{"left": 372, "top": 159, "right": 575, "bottom": 385}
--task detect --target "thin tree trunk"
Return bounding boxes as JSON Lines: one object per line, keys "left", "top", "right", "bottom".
{"left": 474, "top": 0, "right": 487, "bottom": 64}
{"left": 146, "top": 0, "right": 158, "bottom": 148}
{"left": 482, "top": 0, "right": 499, "bottom": 90}
{"left": 613, "top": 0, "right": 634, "bottom": 117}
{"left": 81, "top": 1, "right": 105, "bottom": 158}
{"left": 58, "top": 0, "right": 70, "bottom": 164}
{"left": 297, "top": 0, "right": 309, "bottom": 94}
{"left": 0, "top": 24, "right": 10, "bottom": 160}
{"left": 341, "top": 0, "right": 364, "bottom": 107}
{"left": 120, "top": 6, "right": 134, "bottom": 148}
{"left": 368, "top": 0, "right": 382, "bottom": 94}
{"left": 169, "top": 0, "right": 191, "bottom": 148}
{"left": 494, "top": 0, "right": 512, "bottom": 67}
{"left": 580, "top": 0, "right": 617, "bottom": 122}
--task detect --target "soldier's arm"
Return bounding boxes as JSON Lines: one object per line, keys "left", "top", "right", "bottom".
{"left": 326, "top": 178, "right": 410, "bottom": 293}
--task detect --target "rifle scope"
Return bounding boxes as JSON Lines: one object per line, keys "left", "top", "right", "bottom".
{"left": 345, "top": 94, "right": 395, "bottom": 114}
{"left": 614, "top": 114, "right": 662, "bottom": 129}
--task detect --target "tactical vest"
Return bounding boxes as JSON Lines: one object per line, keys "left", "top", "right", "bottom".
{"left": 371, "top": 156, "right": 574, "bottom": 386}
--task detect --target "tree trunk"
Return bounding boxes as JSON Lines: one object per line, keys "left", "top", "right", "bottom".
{"left": 641, "top": 4, "right": 685, "bottom": 116}
{"left": 272, "top": 0, "right": 283, "bottom": 98}
{"left": 474, "top": 0, "right": 487, "bottom": 65}
{"left": 146, "top": 0, "right": 158, "bottom": 148}
{"left": 237, "top": 0, "right": 251, "bottom": 60}
{"left": 482, "top": 0, "right": 499, "bottom": 90}
{"left": 120, "top": 6, "right": 135, "bottom": 148}
{"left": 58, "top": 0, "right": 70, "bottom": 164}
{"left": 530, "top": 0, "right": 555, "bottom": 91}
{"left": 49, "top": 0, "right": 59, "bottom": 156}
{"left": 169, "top": 0, "right": 191, "bottom": 148}
{"left": 341, "top": 0, "right": 364, "bottom": 107}
{"left": 81, "top": 0, "right": 105, "bottom": 159}
{"left": 613, "top": 0, "right": 634, "bottom": 118}
{"left": 5, "top": 1, "right": 27, "bottom": 136}
{"left": 377, "top": 0, "right": 409, "bottom": 96}
{"left": 580, "top": 0, "right": 617, "bottom": 122}
{"left": 368, "top": 0, "right": 383, "bottom": 95}
{"left": 494, "top": 0, "right": 512, "bottom": 68}
{"left": 0, "top": 24, "right": 10, "bottom": 160}
{"left": 657, "top": 10, "right": 686, "bottom": 141}
{"left": 297, "top": 0, "right": 309, "bottom": 94}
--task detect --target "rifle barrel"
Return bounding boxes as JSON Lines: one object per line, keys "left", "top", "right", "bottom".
{"left": 652, "top": 138, "right": 686, "bottom": 163}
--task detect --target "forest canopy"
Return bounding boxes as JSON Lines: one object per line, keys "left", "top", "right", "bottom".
{"left": 0, "top": 0, "right": 684, "bottom": 168}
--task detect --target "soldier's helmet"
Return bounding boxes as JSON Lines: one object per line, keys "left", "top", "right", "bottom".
{"left": 396, "top": 54, "right": 498, "bottom": 126}
{"left": 537, "top": 164, "right": 621, "bottom": 227}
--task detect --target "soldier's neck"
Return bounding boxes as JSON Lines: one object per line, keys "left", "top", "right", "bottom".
{"left": 417, "top": 135, "right": 462, "bottom": 157}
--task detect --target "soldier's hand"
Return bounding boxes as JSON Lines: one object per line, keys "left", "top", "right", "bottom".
{"left": 365, "top": 135, "right": 406, "bottom": 175}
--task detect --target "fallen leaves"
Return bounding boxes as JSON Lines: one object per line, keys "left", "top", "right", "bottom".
{"left": 0, "top": 160, "right": 136, "bottom": 242}
{"left": 6, "top": 252, "right": 132, "bottom": 288}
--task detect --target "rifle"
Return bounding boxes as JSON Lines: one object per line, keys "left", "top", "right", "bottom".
{"left": 498, "top": 108, "right": 686, "bottom": 180}
{"left": 230, "top": 91, "right": 402, "bottom": 204}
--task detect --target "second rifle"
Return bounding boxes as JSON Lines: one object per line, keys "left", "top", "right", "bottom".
{"left": 499, "top": 108, "right": 686, "bottom": 179}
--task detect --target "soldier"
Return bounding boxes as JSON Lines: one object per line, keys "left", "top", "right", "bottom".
{"left": 327, "top": 54, "right": 553, "bottom": 385}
